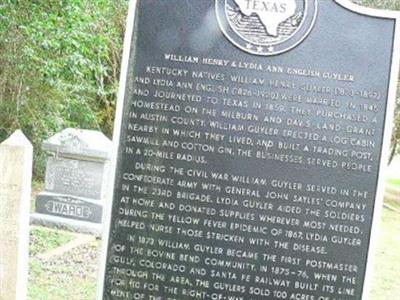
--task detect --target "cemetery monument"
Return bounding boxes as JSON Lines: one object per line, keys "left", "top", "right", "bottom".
{"left": 98, "top": 1, "right": 400, "bottom": 299}
{"left": 0, "top": 131, "right": 33, "bottom": 300}
{"left": 31, "top": 128, "right": 112, "bottom": 234}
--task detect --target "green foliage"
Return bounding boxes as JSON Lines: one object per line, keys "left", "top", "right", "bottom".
{"left": 0, "top": 0, "right": 128, "bottom": 176}
{"left": 28, "top": 227, "right": 98, "bottom": 300}
{"left": 356, "top": 0, "right": 400, "bottom": 156}
{"left": 355, "top": 0, "right": 400, "bottom": 10}
{"left": 370, "top": 208, "right": 400, "bottom": 299}
{"left": 29, "top": 227, "right": 74, "bottom": 256}
{"left": 1, "top": 0, "right": 400, "bottom": 178}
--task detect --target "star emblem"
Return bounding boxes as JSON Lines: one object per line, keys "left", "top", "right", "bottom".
{"left": 216, "top": 0, "right": 318, "bottom": 56}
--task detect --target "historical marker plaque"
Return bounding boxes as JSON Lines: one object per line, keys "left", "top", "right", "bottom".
{"left": 99, "top": 1, "right": 400, "bottom": 299}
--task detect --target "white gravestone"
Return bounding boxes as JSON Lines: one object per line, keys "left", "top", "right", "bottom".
{"left": 31, "top": 128, "right": 112, "bottom": 235}
{"left": 0, "top": 130, "right": 33, "bottom": 300}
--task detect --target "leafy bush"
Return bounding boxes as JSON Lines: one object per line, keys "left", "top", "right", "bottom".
{"left": 1, "top": 0, "right": 399, "bottom": 178}
{"left": 0, "top": 0, "right": 128, "bottom": 176}
{"left": 357, "top": 0, "right": 400, "bottom": 158}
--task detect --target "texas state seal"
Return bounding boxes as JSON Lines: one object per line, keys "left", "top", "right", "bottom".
{"left": 216, "top": 0, "right": 318, "bottom": 56}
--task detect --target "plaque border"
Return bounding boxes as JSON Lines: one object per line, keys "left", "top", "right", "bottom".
{"left": 97, "top": 1, "right": 400, "bottom": 299}
{"left": 96, "top": 0, "right": 139, "bottom": 298}
{"left": 331, "top": 1, "right": 400, "bottom": 299}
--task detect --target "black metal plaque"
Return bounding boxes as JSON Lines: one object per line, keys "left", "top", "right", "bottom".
{"left": 100, "top": 1, "right": 399, "bottom": 299}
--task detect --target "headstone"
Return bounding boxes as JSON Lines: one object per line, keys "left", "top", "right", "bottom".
{"left": 0, "top": 130, "right": 33, "bottom": 300}
{"left": 98, "top": 1, "right": 400, "bottom": 299}
{"left": 31, "top": 128, "right": 112, "bottom": 235}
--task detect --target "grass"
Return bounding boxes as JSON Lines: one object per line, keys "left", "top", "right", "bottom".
{"left": 385, "top": 198, "right": 400, "bottom": 211}
{"left": 28, "top": 263, "right": 97, "bottom": 300}
{"left": 28, "top": 185, "right": 99, "bottom": 299}
{"left": 28, "top": 227, "right": 98, "bottom": 300}
{"left": 28, "top": 269, "right": 97, "bottom": 300}
{"left": 370, "top": 208, "right": 400, "bottom": 299}
{"left": 29, "top": 227, "right": 74, "bottom": 256}
{"left": 387, "top": 178, "right": 400, "bottom": 186}
{"left": 385, "top": 176, "right": 400, "bottom": 210}
{"left": 27, "top": 207, "right": 400, "bottom": 300}
{"left": 356, "top": 0, "right": 400, "bottom": 10}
